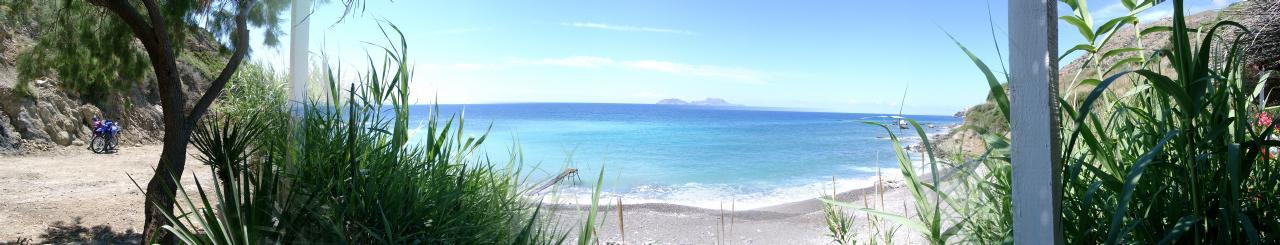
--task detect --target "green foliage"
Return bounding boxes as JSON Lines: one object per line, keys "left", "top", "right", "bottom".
{"left": 825, "top": 119, "right": 963, "bottom": 245}
{"left": 14, "top": 1, "right": 148, "bottom": 103}
{"left": 578, "top": 168, "right": 605, "bottom": 245}
{"left": 904, "top": 0, "right": 1277, "bottom": 244}
{"left": 867, "top": 215, "right": 901, "bottom": 245}
{"left": 155, "top": 26, "right": 571, "bottom": 244}
{"left": 963, "top": 102, "right": 1008, "bottom": 134}
{"left": 213, "top": 62, "right": 289, "bottom": 148}
{"left": 145, "top": 113, "right": 278, "bottom": 244}
{"left": 12, "top": 79, "right": 36, "bottom": 99}
{"left": 1058, "top": 0, "right": 1279, "bottom": 243}
{"left": 821, "top": 194, "right": 857, "bottom": 244}
{"left": 9, "top": 0, "right": 288, "bottom": 103}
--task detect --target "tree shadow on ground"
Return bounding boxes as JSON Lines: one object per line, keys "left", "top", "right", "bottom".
{"left": 2, "top": 217, "right": 143, "bottom": 245}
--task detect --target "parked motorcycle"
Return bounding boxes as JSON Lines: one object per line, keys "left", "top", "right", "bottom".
{"left": 89, "top": 119, "right": 120, "bottom": 153}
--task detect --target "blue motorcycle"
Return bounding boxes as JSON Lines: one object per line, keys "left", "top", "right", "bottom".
{"left": 89, "top": 119, "right": 120, "bottom": 153}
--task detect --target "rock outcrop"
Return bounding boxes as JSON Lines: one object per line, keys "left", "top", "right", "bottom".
{"left": 0, "top": 19, "right": 221, "bottom": 154}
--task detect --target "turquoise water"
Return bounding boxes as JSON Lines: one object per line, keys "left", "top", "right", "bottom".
{"left": 409, "top": 103, "right": 959, "bottom": 209}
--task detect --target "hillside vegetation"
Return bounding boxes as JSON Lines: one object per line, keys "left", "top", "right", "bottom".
{"left": 939, "top": 1, "right": 1278, "bottom": 157}
{"left": 0, "top": 2, "right": 228, "bottom": 153}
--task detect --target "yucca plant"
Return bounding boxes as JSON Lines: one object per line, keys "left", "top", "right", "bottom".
{"left": 150, "top": 23, "right": 573, "bottom": 244}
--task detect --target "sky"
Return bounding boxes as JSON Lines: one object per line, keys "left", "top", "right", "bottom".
{"left": 249, "top": 0, "right": 1239, "bottom": 115}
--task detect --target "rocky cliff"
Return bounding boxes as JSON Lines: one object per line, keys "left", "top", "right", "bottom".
{"left": 0, "top": 20, "right": 223, "bottom": 154}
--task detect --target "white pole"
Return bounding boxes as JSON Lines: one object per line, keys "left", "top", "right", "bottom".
{"left": 289, "top": 0, "right": 311, "bottom": 113}
{"left": 1010, "top": 0, "right": 1063, "bottom": 244}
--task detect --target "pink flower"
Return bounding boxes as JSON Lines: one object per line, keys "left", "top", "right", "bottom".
{"left": 1257, "top": 112, "right": 1274, "bottom": 128}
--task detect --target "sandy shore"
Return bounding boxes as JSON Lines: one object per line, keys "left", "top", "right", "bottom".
{"left": 0, "top": 144, "right": 930, "bottom": 244}
{"left": 0, "top": 145, "right": 213, "bottom": 244}
{"left": 546, "top": 172, "right": 929, "bottom": 244}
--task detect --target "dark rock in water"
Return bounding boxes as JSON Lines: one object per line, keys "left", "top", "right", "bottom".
{"left": 656, "top": 98, "right": 689, "bottom": 105}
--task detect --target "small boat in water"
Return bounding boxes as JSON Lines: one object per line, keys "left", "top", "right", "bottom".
{"left": 927, "top": 123, "right": 936, "bottom": 128}
{"left": 897, "top": 118, "right": 909, "bottom": 129}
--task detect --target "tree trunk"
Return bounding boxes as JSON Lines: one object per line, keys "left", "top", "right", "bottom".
{"left": 141, "top": 124, "right": 188, "bottom": 244}
{"left": 85, "top": 1, "right": 251, "bottom": 243}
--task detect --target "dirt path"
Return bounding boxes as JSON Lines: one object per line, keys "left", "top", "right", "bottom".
{"left": 0, "top": 145, "right": 212, "bottom": 243}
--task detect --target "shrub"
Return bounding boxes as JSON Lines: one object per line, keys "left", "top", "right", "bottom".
{"left": 831, "top": 0, "right": 1279, "bottom": 244}
{"left": 151, "top": 24, "right": 571, "bottom": 244}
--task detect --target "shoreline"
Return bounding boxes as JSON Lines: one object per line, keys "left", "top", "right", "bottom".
{"left": 541, "top": 123, "right": 958, "bottom": 213}
{"left": 543, "top": 164, "right": 941, "bottom": 215}
{"left": 544, "top": 168, "right": 941, "bottom": 244}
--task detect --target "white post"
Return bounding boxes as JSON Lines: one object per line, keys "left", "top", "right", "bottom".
{"left": 1010, "top": 0, "right": 1063, "bottom": 244}
{"left": 289, "top": 0, "right": 311, "bottom": 113}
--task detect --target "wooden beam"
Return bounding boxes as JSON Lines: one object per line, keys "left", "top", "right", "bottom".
{"left": 1009, "top": 0, "right": 1063, "bottom": 244}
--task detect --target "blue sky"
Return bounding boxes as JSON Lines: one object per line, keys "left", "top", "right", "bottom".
{"left": 250, "top": 0, "right": 1237, "bottom": 115}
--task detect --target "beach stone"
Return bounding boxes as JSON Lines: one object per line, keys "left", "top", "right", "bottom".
{"left": 13, "top": 108, "right": 50, "bottom": 141}
{"left": 52, "top": 131, "right": 70, "bottom": 146}
{"left": 884, "top": 179, "right": 905, "bottom": 189}
{"left": 71, "top": 139, "right": 84, "bottom": 146}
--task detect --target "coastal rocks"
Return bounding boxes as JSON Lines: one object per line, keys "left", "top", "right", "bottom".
{"left": 0, "top": 106, "right": 19, "bottom": 154}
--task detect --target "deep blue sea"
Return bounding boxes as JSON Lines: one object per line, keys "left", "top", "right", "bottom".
{"left": 408, "top": 103, "right": 959, "bottom": 209}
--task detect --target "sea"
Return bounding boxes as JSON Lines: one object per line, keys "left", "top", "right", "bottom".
{"left": 408, "top": 103, "right": 960, "bottom": 209}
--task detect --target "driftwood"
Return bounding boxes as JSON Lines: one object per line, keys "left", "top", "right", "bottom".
{"left": 528, "top": 168, "right": 578, "bottom": 195}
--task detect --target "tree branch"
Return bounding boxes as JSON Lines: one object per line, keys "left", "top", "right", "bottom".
{"left": 86, "top": 0, "right": 155, "bottom": 45}
{"left": 185, "top": 0, "right": 251, "bottom": 128}
{"left": 89, "top": 0, "right": 186, "bottom": 124}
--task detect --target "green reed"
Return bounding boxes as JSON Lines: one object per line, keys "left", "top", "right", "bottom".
{"left": 1058, "top": 0, "right": 1278, "bottom": 243}
{"left": 828, "top": 0, "right": 1278, "bottom": 244}
{"left": 148, "top": 23, "right": 583, "bottom": 244}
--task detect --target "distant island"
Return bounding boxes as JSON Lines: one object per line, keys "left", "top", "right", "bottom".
{"left": 656, "top": 98, "right": 739, "bottom": 106}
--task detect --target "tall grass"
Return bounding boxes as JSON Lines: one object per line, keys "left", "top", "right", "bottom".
{"left": 1057, "top": 0, "right": 1279, "bottom": 243}
{"left": 828, "top": 0, "right": 1278, "bottom": 244}
{"left": 150, "top": 23, "right": 577, "bottom": 244}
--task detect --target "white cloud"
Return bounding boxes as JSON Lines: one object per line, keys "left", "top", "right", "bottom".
{"left": 1137, "top": 9, "right": 1175, "bottom": 22}
{"left": 419, "top": 63, "right": 495, "bottom": 71}
{"left": 511, "top": 56, "right": 616, "bottom": 68}
{"left": 416, "top": 56, "right": 768, "bottom": 84}
{"left": 562, "top": 22, "right": 695, "bottom": 35}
